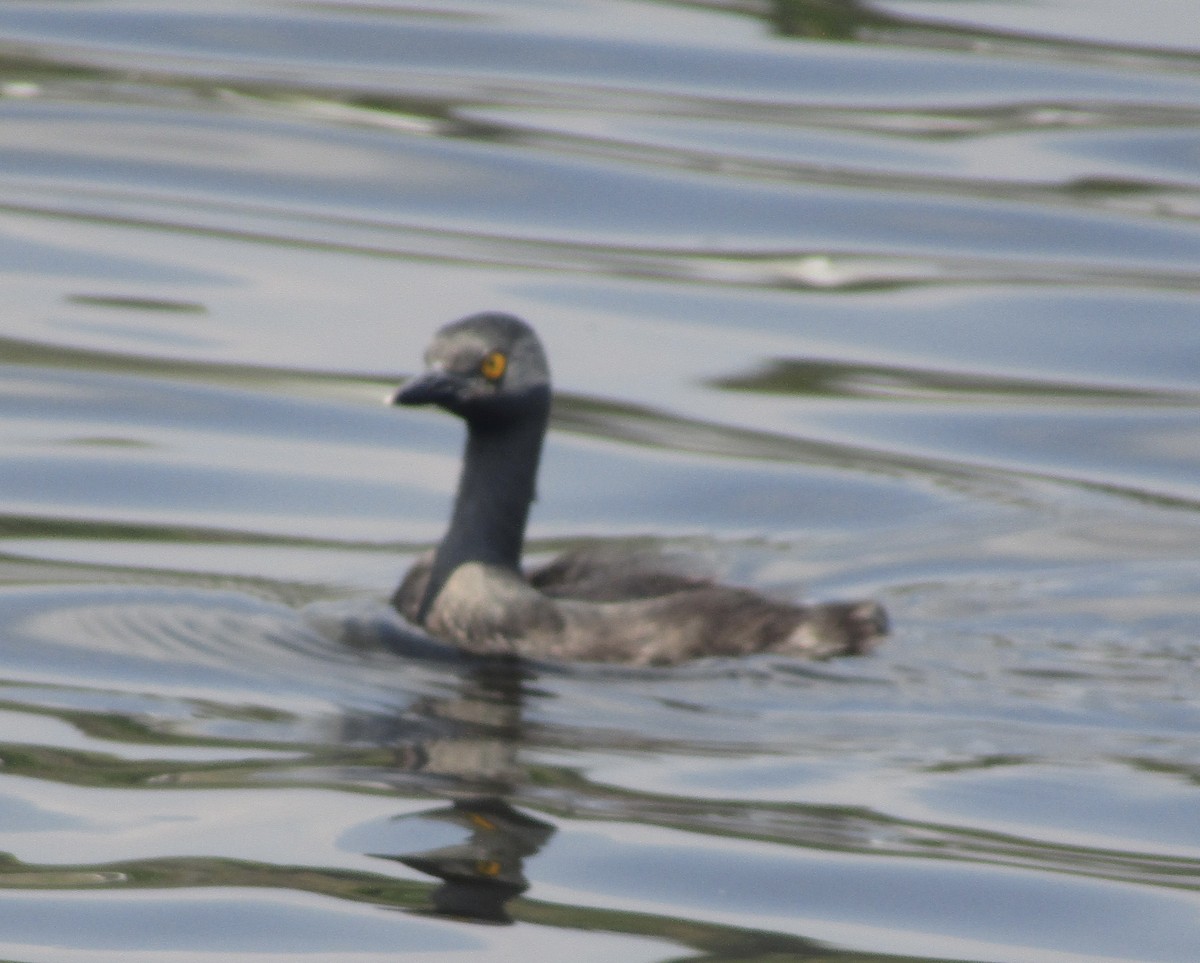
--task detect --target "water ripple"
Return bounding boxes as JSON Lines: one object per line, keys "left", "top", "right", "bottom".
{"left": 2, "top": 1, "right": 1200, "bottom": 960}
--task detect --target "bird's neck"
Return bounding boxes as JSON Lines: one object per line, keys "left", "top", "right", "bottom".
{"left": 418, "top": 398, "right": 548, "bottom": 622}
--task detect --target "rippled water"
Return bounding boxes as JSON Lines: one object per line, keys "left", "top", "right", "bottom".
{"left": 2, "top": 1, "right": 1199, "bottom": 960}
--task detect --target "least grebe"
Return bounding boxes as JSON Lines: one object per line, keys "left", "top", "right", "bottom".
{"left": 390, "top": 312, "right": 887, "bottom": 665}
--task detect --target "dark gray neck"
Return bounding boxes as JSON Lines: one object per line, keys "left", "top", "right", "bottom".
{"left": 418, "top": 397, "right": 549, "bottom": 623}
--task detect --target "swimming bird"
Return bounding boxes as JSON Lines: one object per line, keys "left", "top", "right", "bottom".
{"left": 389, "top": 312, "right": 887, "bottom": 665}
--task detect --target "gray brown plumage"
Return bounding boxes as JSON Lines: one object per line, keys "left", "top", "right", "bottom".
{"left": 390, "top": 312, "right": 887, "bottom": 666}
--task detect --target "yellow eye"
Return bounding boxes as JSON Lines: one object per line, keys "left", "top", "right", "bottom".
{"left": 480, "top": 351, "right": 507, "bottom": 381}
{"left": 468, "top": 812, "right": 497, "bottom": 831}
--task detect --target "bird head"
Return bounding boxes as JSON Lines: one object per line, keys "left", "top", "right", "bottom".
{"left": 391, "top": 312, "right": 551, "bottom": 426}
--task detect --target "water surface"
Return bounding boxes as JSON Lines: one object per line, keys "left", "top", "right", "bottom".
{"left": 1, "top": 1, "right": 1199, "bottom": 960}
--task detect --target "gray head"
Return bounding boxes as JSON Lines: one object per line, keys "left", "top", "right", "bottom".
{"left": 391, "top": 312, "right": 551, "bottom": 426}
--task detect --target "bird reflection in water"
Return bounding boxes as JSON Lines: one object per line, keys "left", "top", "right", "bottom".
{"left": 384, "top": 796, "right": 555, "bottom": 923}
{"left": 365, "top": 657, "right": 555, "bottom": 924}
